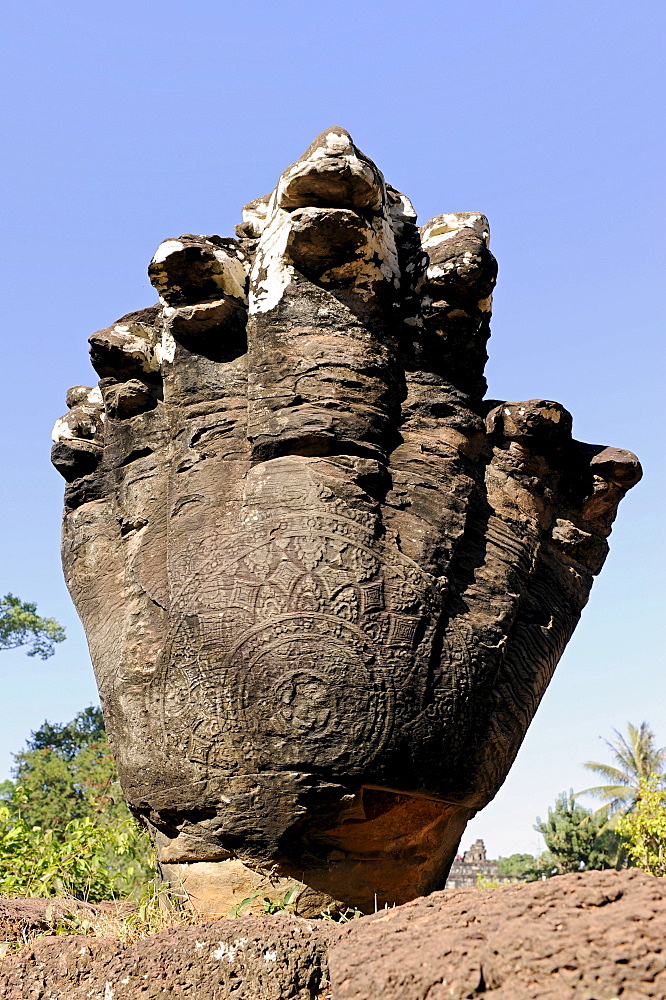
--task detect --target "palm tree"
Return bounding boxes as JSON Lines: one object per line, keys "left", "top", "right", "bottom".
{"left": 578, "top": 722, "right": 666, "bottom": 825}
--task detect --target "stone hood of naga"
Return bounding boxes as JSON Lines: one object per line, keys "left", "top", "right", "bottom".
{"left": 51, "top": 127, "right": 641, "bottom": 914}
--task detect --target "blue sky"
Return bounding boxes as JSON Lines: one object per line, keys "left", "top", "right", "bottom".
{"left": 1, "top": 0, "right": 663, "bottom": 857}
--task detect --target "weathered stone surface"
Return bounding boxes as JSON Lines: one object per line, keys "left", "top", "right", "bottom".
{"left": 3, "top": 871, "right": 665, "bottom": 998}
{"left": 0, "top": 914, "right": 336, "bottom": 999}
{"left": 329, "top": 869, "right": 666, "bottom": 999}
{"left": 52, "top": 127, "right": 641, "bottom": 914}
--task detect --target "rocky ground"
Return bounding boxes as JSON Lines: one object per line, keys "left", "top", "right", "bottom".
{"left": 1, "top": 869, "right": 664, "bottom": 999}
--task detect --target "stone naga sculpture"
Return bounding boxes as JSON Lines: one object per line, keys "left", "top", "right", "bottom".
{"left": 52, "top": 128, "right": 641, "bottom": 915}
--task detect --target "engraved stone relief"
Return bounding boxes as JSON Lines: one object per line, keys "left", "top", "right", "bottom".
{"left": 52, "top": 127, "right": 641, "bottom": 914}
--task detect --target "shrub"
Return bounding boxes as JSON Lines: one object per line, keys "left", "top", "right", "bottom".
{"left": 616, "top": 776, "right": 666, "bottom": 877}
{"left": 0, "top": 804, "right": 149, "bottom": 901}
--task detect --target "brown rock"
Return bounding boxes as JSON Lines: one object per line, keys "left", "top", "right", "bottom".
{"left": 51, "top": 127, "right": 642, "bottom": 914}
{"left": 100, "top": 378, "right": 157, "bottom": 419}
{"left": 330, "top": 868, "right": 666, "bottom": 1000}
{"left": 3, "top": 871, "right": 665, "bottom": 998}
{"left": 0, "top": 914, "right": 336, "bottom": 999}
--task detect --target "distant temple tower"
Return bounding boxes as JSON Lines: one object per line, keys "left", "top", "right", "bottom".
{"left": 463, "top": 839, "right": 488, "bottom": 865}
{"left": 446, "top": 840, "right": 508, "bottom": 888}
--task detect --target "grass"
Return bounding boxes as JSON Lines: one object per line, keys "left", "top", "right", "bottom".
{"left": 0, "top": 877, "right": 192, "bottom": 958}
{"left": 0, "top": 878, "right": 365, "bottom": 959}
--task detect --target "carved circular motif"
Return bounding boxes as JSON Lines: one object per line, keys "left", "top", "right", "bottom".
{"left": 270, "top": 669, "right": 332, "bottom": 736}
{"left": 157, "top": 612, "right": 395, "bottom": 773}
{"left": 230, "top": 614, "right": 393, "bottom": 770}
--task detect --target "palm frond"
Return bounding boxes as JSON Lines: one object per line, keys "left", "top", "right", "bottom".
{"left": 603, "top": 723, "right": 666, "bottom": 784}
{"left": 577, "top": 722, "right": 666, "bottom": 820}
{"left": 578, "top": 784, "right": 635, "bottom": 802}
{"left": 582, "top": 762, "right": 632, "bottom": 785}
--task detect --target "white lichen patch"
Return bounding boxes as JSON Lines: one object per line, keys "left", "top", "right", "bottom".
{"left": 66, "top": 385, "right": 103, "bottom": 408}
{"left": 324, "top": 130, "right": 353, "bottom": 154}
{"left": 241, "top": 194, "right": 271, "bottom": 237}
{"left": 113, "top": 321, "right": 153, "bottom": 341}
{"left": 249, "top": 207, "right": 294, "bottom": 314}
{"left": 99, "top": 330, "right": 160, "bottom": 373}
{"left": 212, "top": 937, "right": 248, "bottom": 962}
{"left": 421, "top": 213, "right": 490, "bottom": 249}
{"left": 151, "top": 239, "right": 185, "bottom": 265}
{"left": 52, "top": 415, "right": 74, "bottom": 442}
{"left": 52, "top": 405, "right": 102, "bottom": 443}
{"left": 264, "top": 949, "right": 278, "bottom": 962}
{"left": 157, "top": 315, "right": 177, "bottom": 365}
{"left": 387, "top": 188, "right": 417, "bottom": 236}
{"left": 210, "top": 249, "right": 248, "bottom": 301}
{"left": 552, "top": 518, "right": 591, "bottom": 546}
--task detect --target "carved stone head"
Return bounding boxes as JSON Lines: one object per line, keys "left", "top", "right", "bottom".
{"left": 52, "top": 128, "right": 641, "bottom": 914}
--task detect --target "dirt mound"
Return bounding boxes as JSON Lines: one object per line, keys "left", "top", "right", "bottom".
{"left": 1, "top": 870, "right": 665, "bottom": 998}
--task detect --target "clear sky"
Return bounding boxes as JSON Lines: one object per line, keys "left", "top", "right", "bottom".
{"left": 1, "top": 0, "right": 663, "bottom": 858}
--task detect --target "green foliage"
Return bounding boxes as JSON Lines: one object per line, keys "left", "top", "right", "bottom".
{"left": 497, "top": 853, "right": 541, "bottom": 881}
{"left": 27, "top": 706, "right": 105, "bottom": 758}
{"left": 535, "top": 790, "right": 624, "bottom": 874}
{"left": 228, "top": 885, "right": 300, "bottom": 917}
{"left": 1, "top": 708, "right": 154, "bottom": 898}
{"left": 580, "top": 722, "right": 666, "bottom": 823}
{"left": 475, "top": 872, "right": 504, "bottom": 888}
{"left": 0, "top": 594, "right": 65, "bottom": 659}
{"left": 260, "top": 886, "right": 300, "bottom": 914}
{"left": 616, "top": 776, "right": 666, "bottom": 877}
{"left": 7, "top": 708, "right": 135, "bottom": 835}
{"left": 0, "top": 805, "right": 147, "bottom": 900}
{"left": 121, "top": 876, "right": 191, "bottom": 939}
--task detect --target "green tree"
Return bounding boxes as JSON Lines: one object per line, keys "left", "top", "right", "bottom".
{"left": 497, "top": 852, "right": 541, "bottom": 881}
{"left": 0, "top": 806, "right": 146, "bottom": 900}
{"left": 535, "top": 790, "right": 624, "bottom": 874}
{"left": 579, "top": 722, "right": 666, "bottom": 824}
{"left": 6, "top": 707, "right": 126, "bottom": 833}
{"left": 25, "top": 706, "right": 105, "bottom": 759}
{"left": 616, "top": 776, "right": 666, "bottom": 877}
{"left": 0, "top": 594, "right": 65, "bottom": 659}
{"left": 1, "top": 708, "right": 154, "bottom": 894}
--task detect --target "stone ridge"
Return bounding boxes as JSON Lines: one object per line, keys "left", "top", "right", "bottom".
{"left": 0, "top": 912, "right": 340, "bottom": 999}
{"left": 329, "top": 868, "right": 666, "bottom": 999}
{"left": 1, "top": 870, "right": 664, "bottom": 998}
